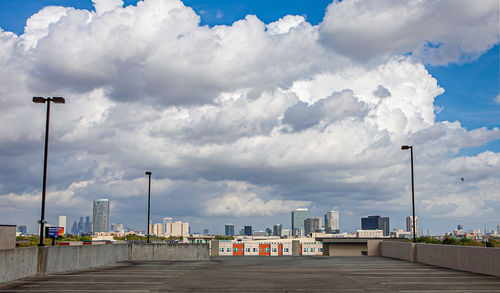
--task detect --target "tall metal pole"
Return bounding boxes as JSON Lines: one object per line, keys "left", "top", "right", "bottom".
{"left": 39, "top": 100, "right": 51, "bottom": 246}
{"left": 146, "top": 172, "right": 152, "bottom": 243}
{"left": 410, "top": 146, "right": 416, "bottom": 243}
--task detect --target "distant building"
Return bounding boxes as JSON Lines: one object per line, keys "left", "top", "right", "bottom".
{"left": 281, "top": 229, "right": 292, "bottom": 237}
{"left": 225, "top": 224, "right": 235, "bottom": 236}
{"left": 244, "top": 226, "right": 252, "bottom": 236}
{"left": 391, "top": 229, "right": 411, "bottom": 238}
{"left": 93, "top": 199, "right": 110, "bottom": 233}
{"left": 164, "top": 221, "right": 189, "bottom": 237}
{"left": 292, "top": 208, "right": 311, "bottom": 236}
{"left": 253, "top": 231, "right": 267, "bottom": 236}
{"left": 58, "top": 216, "right": 67, "bottom": 235}
{"left": 497, "top": 224, "right": 500, "bottom": 235}
{"left": 71, "top": 221, "right": 78, "bottom": 235}
{"left": 111, "top": 223, "right": 124, "bottom": 232}
{"left": 17, "top": 225, "right": 27, "bottom": 235}
{"left": 457, "top": 224, "right": 464, "bottom": 231}
{"left": 273, "top": 224, "right": 282, "bottom": 237}
{"left": 325, "top": 211, "right": 340, "bottom": 234}
{"left": 203, "top": 229, "right": 209, "bottom": 235}
{"left": 361, "top": 216, "right": 390, "bottom": 236}
{"left": 162, "top": 217, "right": 173, "bottom": 234}
{"left": 84, "top": 216, "right": 92, "bottom": 233}
{"left": 304, "top": 217, "right": 321, "bottom": 235}
{"left": 357, "top": 230, "right": 384, "bottom": 238}
{"left": 153, "top": 223, "right": 163, "bottom": 236}
{"left": 406, "top": 216, "right": 418, "bottom": 236}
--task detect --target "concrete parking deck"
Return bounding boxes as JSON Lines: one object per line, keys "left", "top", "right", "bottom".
{"left": 1, "top": 256, "right": 499, "bottom": 292}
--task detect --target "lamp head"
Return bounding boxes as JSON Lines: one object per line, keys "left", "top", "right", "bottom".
{"left": 401, "top": 145, "right": 411, "bottom": 150}
{"left": 145, "top": 171, "right": 152, "bottom": 175}
{"left": 52, "top": 97, "right": 65, "bottom": 104}
{"left": 33, "top": 97, "right": 46, "bottom": 103}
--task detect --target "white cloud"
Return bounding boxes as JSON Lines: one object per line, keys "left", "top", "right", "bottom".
{"left": 205, "top": 182, "right": 310, "bottom": 217}
{"left": 495, "top": 93, "right": 500, "bottom": 103}
{"left": 319, "top": 0, "right": 499, "bottom": 65}
{"left": 0, "top": 0, "right": 498, "bottom": 233}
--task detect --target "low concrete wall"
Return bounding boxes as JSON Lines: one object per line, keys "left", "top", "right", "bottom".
{"left": 0, "top": 243, "right": 210, "bottom": 284}
{"left": 128, "top": 243, "right": 210, "bottom": 261}
{"left": 380, "top": 241, "right": 414, "bottom": 261}
{"left": 39, "top": 244, "right": 129, "bottom": 274}
{"left": 416, "top": 244, "right": 500, "bottom": 277}
{"left": 0, "top": 247, "right": 38, "bottom": 283}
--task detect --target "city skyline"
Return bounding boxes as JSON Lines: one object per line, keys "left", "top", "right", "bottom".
{"left": 0, "top": 0, "right": 498, "bottom": 235}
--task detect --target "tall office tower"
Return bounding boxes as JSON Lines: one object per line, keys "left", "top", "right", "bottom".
{"left": 497, "top": 224, "right": 500, "bottom": 235}
{"left": 304, "top": 217, "right": 321, "bottom": 235}
{"left": 78, "top": 217, "right": 84, "bottom": 234}
{"left": 162, "top": 217, "right": 173, "bottom": 234}
{"left": 273, "top": 224, "right": 282, "bottom": 236}
{"left": 457, "top": 224, "right": 464, "bottom": 231}
{"left": 85, "top": 216, "right": 92, "bottom": 233}
{"left": 203, "top": 229, "right": 209, "bottom": 235}
{"left": 164, "top": 221, "right": 189, "bottom": 237}
{"left": 291, "top": 208, "right": 311, "bottom": 236}
{"left": 71, "top": 221, "right": 78, "bottom": 234}
{"left": 361, "top": 215, "right": 390, "bottom": 236}
{"left": 244, "top": 226, "right": 252, "bottom": 236}
{"left": 93, "top": 199, "right": 110, "bottom": 233}
{"left": 17, "top": 225, "right": 27, "bottom": 235}
{"left": 58, "top": 216, "right": 67, "bottom": 235}
{"left": 406, "top": 216, "right": 418, "bottom": 234}
{"left": 153, "top": 223, "right": 163, "bottom": 236}
{"left": 325, "top": 211, "right": 340, "bottom": 233}
{"left": 225, "top": 224, "right": 235, "bottom": 236}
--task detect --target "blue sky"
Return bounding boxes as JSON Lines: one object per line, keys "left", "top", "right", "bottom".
{"left": 0, "top": 0, "right": 498, "bottom": 235}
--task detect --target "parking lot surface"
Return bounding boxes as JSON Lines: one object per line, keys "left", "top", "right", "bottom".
{"left": 1, "top": 256, "right": 499, "bottom": 292}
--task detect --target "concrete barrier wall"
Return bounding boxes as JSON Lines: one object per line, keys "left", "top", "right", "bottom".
{"left": 129, "top": 243, "right": 209, "bottom": 261}
{"left": 1, "top": 243, "right": 210, "bottom": 284}
{"left": 39, "top": 244, "right": 129, "bottom": 275}
{"left": 0, "top": 247, "right": 38, "bottom": 283}
{"left": 380, "top": 241, "right": 413, "bottom": 261}
{"left": 416, "top": 244, "right": 500, "bottom": 277}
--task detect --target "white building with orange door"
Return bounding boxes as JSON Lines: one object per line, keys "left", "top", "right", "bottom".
{"left": 213, "top": 238, "right": 322, "bottom": 256}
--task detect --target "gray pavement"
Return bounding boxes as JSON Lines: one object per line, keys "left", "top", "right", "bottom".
{"left": 1, "top": 256, "right": 500, "bottom": 292}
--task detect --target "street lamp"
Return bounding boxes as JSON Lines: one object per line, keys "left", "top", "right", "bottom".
{"left": 33, "top": 96, "right": 65, "bottom": 246}
{"left": 145, "top": 171, "right": 152, "bottom": 243}
{"left": 401, "top": 145, "right": 416, "bottom": 243}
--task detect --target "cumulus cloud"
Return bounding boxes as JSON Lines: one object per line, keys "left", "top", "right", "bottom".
{"left": 0, "top": 0, "right": 498, "bottom": 233}
{"left": 319, "top": 0, "right": 499, "bottom": 65}
{"left": 205, "top": 182, "right": 310, "bottom": 217}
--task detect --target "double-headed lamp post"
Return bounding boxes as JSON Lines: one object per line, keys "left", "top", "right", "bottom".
{"left": 145, "top": 171, "right": 152, "bottom": 243}
{"left": 33, "top": 97, "right": 65, "bottom": 246}
{"left": 401, "top": 145, "right": 416, "bottom": 243}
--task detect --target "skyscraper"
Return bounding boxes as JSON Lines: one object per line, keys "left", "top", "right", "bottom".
{"left": 163, "top": 217, "right": 173, "bottom": 235}
{"left": 17, "top": 225, "right": 27, "bottom": 235}
{"left": 304, "top": 217, "right": 321, "bottom": 235}
{"left": 406, "top": 216, "right": 418, "bottom": 235}
{"left": 325, "top": 211, "right": 340, "bottom": 233}
{"left": 84, "top": 216, "right": 92, "bottom": 233}
{"left": 291, "top": 208, "right": 311, "bottom": 236}
{"left": 93, "top": 199, "right": 110, "bottom": 233}
{"left": 225, "top": 224, "right": 234, "bottom": 236}
{"left": 244, "top": 226, "right": 252, "bottom": 236}
{"left": 58, "top": 216, "right": 66, "bottom": 235}
{"left": 361, "top": 215, "right": 390, "bottom": 236}
{"left": 273, "top": 224, "right": 282, "bottom": 236}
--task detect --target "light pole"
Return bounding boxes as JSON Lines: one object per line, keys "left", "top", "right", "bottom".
{"left": 33, "top": 97, "right": 65, "bottom": 246}
{"left": 401, "top": 145, "right": 416, "bottom": 243}
{"left": 145, "top": 171, "right": 152, "bottom": 243}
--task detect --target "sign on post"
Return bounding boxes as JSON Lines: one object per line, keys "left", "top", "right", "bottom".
{"left": 45, "top": 227, "right": 64, "bottom": 237}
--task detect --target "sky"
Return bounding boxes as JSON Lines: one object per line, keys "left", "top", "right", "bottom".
{"left": 0, "top": 0, "right": 499, "bottom": 235}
